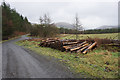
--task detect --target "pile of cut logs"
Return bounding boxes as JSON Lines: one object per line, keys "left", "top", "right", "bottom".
{"left": 39, "top": 38, "right": 97, "bottom": 54}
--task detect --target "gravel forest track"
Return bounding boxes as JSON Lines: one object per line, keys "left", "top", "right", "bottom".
{"left": 2, "top": 35, "right": 77, "bottom": 78}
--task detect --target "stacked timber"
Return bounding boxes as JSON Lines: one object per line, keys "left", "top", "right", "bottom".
{"left": 39, "top": 38, "right": 97, "bottom": 54}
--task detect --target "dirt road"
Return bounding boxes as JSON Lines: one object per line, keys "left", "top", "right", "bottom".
{"left": 2, "top": 35, "right": 75, "bottom": 78}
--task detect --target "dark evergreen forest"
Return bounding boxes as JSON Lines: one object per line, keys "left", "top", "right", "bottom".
{"left": 2, "top": 2, "right": 32, "bottom": 40}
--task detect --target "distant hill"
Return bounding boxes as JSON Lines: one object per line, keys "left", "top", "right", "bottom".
{"left": 55, "top": 22, "right": 74, "bottom": 29}
{"left": 96, "top": 25, "right": 118, "bottom": 29}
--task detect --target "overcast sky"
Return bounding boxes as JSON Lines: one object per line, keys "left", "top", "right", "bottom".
{"left": 1, "top": 0, "right": 119, "bottom": 29}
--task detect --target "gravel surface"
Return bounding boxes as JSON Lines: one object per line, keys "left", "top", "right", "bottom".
{"left": 2, "top": 35, "right": 76, "bottom": 78}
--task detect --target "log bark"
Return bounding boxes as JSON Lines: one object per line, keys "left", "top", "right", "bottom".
{"left": 77, "top": 41, "right": 87, "bottom": 46}
{"left": 63, "top": 41, "right": 79, "bottom": 46}
{"left": 70, "top": 43, "right": 89, "bottom": 51}
{"left": 63, "top": 41, "right": 87, "bottom": 50}
{"left": 77, "top": 44, "right": 91, "bottom": 53}
{"left": 82, "top": 42, "right": 97, "bottom": 54}
{"left": 63, "top": 46, "right": 71, "bottom": 50}
{"left": 39, "top": 38, "right": 97, "bottom": 54}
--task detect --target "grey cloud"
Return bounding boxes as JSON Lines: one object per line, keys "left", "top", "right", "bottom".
{"left": 8, "top": 2, "right": 117, "bottom": 29}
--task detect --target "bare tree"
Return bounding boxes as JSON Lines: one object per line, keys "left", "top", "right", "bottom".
{"left": 39, "top": 16, "right": 43, "bottom": 24}
{"left": 39, "top": 13, "right": 53, "bottom": 37}
{"left": 43, "top": 13, "right": 51, "bottom": 26}
{"left": 39, "top": 13, "right": 51, "bottom": 26}
{"left": 73, "top": 14, "right": 83, "bottom": 39}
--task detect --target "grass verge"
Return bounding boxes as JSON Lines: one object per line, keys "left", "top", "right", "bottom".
{"left": 0, "top": 36, "right": 21, "bottom": 43}
{"left": 16, "top": 40, "right": 119, "bottom": 78}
